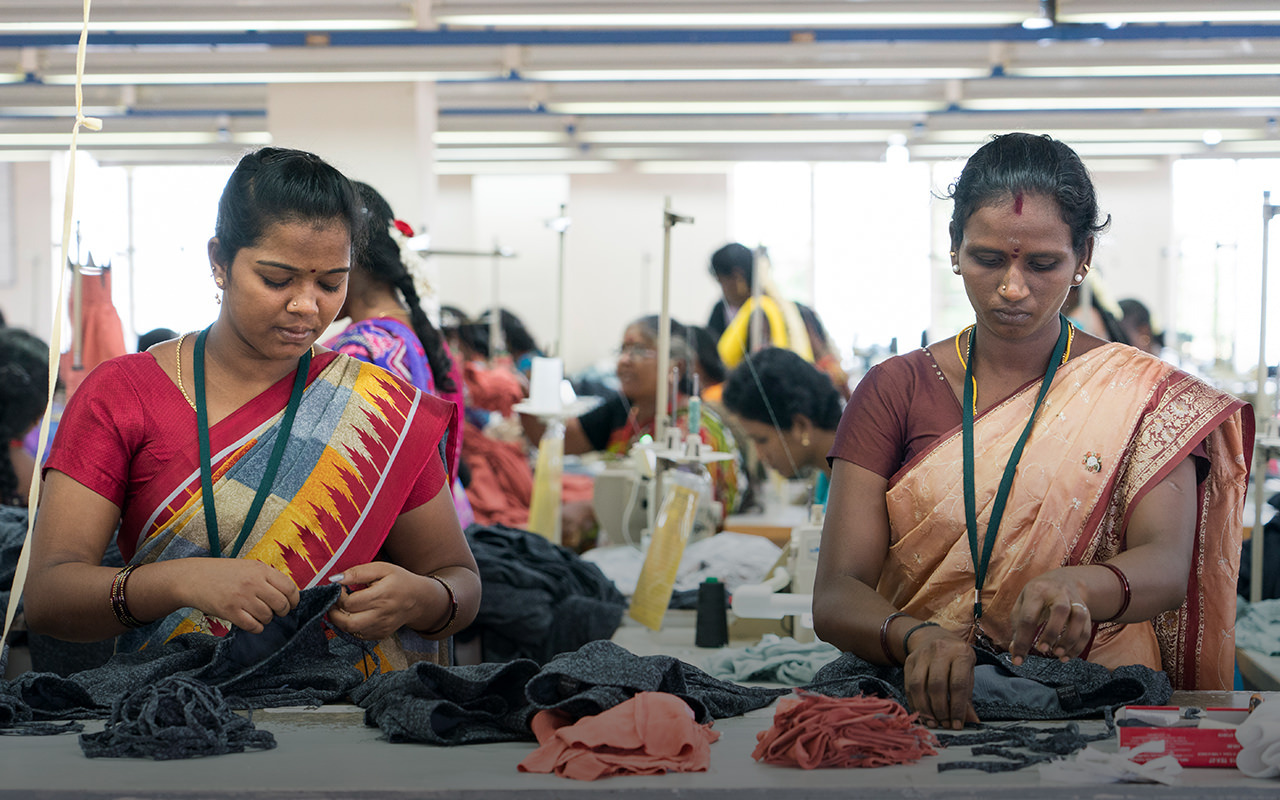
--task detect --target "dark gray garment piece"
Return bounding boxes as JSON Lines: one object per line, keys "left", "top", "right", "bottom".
{"left": 456, "top": 524, "right": 627, "bottom": 664}
{"left": 525, "top": 639, "right": 790, "bottom": 723}
{"left": 1, "top": 584, "right": 361, "bottom": 725}
{"left": 351, "top": 658, "right": 542, "bottom": 745}
{"left": 802, "top": 645, "right": 1171, "bottom": 720}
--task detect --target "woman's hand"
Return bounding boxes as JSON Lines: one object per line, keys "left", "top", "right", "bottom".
{"left": 1007, "top": 569, "right": 1094, "bottom": 665}
{"left": 326, "top": 562, "right": 440, "bottom": 641}
{"left": 176, "top": 558, "right": 300, "bottom": 634}
{"left": 903, "top": 624, "right": 981, "bottom": 730}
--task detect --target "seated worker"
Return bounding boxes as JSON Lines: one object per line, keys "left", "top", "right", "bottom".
{"left": 1118, "top": 297, "right": 1165, "bottom": 356}
{"left": 814, "top": 133, "right": 1252, "bottom": 731}
{"left": 0, "top": 327, "right": 53, "bottom": 505}
{"left": 324, "top": 181, "right": 473, "bottom": 533}
{"left": 476, "top": 307, "right": 544, "bottom": 387}
{"left": 25, "top": 147, "right": 480, "bottom": 671}
{"left": 720, "top": 347, "right": 843, "bottom": 509}
{"left": 706, "top": 242, "right": 813, "bottom": 369}
{"left": 520, "top": 315, "right": 750, "bottom": 520}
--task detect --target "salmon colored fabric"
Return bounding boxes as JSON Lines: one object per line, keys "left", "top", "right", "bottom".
{"left": 882, "top": 344, "right": 1252, "bottom": 690}
{"left": 461, "top": 420, "right": 593, "bottom": 528}
{"left": 752, "top": 692, "right": 937, "bottom": 769}
{"left": 518, "top": 692, "right": 720, "bottom": 781}
{"left": 464, "top": 360, "right": 525, "bottom": 416}
{"left": 60, "top": 267, "right": 127, "bottom": 398}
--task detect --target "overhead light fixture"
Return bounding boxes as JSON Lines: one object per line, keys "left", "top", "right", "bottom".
{"left": 1063, "top": 10, "right": 1280, "bottom": 25}
{"left": 41, "top": 70, "right": 502, "bottom": 86}
{"left": 0, "top": 19, "right": 413, "bottom": 33}
{"left": 1007, "top": 63, "right": 1280, "bottom": 78}
{"left": 436, "top": 12, "right": 1024, "bottom": 28}
{"left": 546, "top": 100, "right": 945, "bottom": 115}
{"left": 1022, "top": 0, "right": 1057, "bottom": 30}
{"left": 963, "top": 96, "right": 1280, "bottom": 111}
{"left": 0, "top": 131, "right": 271, "bottom": 147}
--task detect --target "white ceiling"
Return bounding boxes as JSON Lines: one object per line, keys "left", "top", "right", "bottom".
{"left": 4, "top": 1, "right": 1280, "bottom": 168}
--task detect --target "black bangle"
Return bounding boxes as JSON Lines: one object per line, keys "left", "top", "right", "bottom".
{"left": 879, "top": 611, "right": 910, "bottom": 666}
{"left": 418, "top": 573, "right": 458, "bottom": 636}
{"left": 901, "top": 621, "right": 940, "bottom": 658}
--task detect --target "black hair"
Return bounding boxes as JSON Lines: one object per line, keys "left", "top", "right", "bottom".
{"left": 213, "top": 147, "right": 364, "bottom": 268}
{"left": 137, "top": 327, "right": 177, "bottom": 352}
{"left": 0, "top": 328, "right": 50, "bottom": 505}
{"left": 352, "top": 182, "right": 455, "bottom": 394}
{"left": 477, "top": 308, "right": 539, "bottom": 356}
{"left": 631, "top": 315, "right": 697, "bottom": 396}
{"left": 689, "top": 325, "right": 727, "bottom": 385}
{"left": 946, "top": 133, "right": 1110, "bottom": 256}
{"left": 1118, "top": 297, "right": 1163, "bottom": 346}
{"left": 721, "top": 347, "right": 843, "bottom": 432}
{"left": 709, "top": 242, "right": 754, "bottom": 285}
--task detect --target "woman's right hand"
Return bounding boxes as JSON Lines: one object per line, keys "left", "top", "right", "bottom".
{"left": 902, "top": 624, "right": 980, "bottom": 731}
{"left": 173, "top": 558, "right": 300, "bottom": 634}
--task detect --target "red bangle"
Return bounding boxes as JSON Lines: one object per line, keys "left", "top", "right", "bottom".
{"left": 879, "top": 611, "right": 910, "bottom": 666}
{"left": 1097, "top": 562, "right": 1131, "bottom": 623}
{"left": 110, "top": 564, "right": 145, "bottom": 629}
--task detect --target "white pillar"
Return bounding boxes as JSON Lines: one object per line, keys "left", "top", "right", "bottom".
{"left": 266, "top": 82, "right": 439, "bottom": 236}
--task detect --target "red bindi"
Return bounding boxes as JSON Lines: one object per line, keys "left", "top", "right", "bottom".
{"left": 310, "top": 269, "right": 317, "bottom": 273}
{"left": 1013, "top": 192, "right": 1024, "bottom": 215}
{"left": 1012, "top": 247, "right": 1020, "bottom": 256}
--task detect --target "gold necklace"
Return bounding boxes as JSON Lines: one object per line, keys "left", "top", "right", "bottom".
{"left": 175, "top": 332, "right": 316, "bottom": 412}
{"left": 957, "top": 320, "right": 1075, "bottom": 409}
{"left": 176, "top": 331, "right": 195, "bottom": 411}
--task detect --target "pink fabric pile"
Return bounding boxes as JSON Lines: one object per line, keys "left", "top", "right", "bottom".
{"left": 752, "top": 692, "right": 937, "bottom": 769}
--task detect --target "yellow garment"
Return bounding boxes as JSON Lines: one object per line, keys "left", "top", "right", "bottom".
{"left": 717, "top": 295, "right": 813, "bottom": 369}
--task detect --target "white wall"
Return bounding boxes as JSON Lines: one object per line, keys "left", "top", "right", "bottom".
{"left": 0, "top": 162, "right": 54, "bottom": 339}
{"left": 1091, "top": 167, "right": 1175, "bottom": 323}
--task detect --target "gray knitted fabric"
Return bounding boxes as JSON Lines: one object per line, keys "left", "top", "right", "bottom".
{"left": 525, "top": 639, "right": 790, "bottom": 724}
{"left": 78, "top": 674, "right": 276, "bottom": 760}
{"left": 803, "top": 645, "right": 1170, "bottom": 721}
{"left": 351, "top": 658, "right": 542, "bottom": 745}
{"left": 1, "top": 584, "right": 362, "bottom": 728}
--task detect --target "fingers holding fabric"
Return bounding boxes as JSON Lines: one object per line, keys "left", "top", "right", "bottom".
{"left": 904, "top": 627, "right": 978, "bottom": 730}
{"left": 1009, "top": 573, "right": 1093, "bottom": 665}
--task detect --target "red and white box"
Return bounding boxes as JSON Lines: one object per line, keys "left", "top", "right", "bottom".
{"left": 1116, "top": 705, "right": 1251, "bottom": 768}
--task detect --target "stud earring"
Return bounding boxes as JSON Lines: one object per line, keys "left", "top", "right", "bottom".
{"left": 801, "top": 435, "right": 811, "bottom": 448}
{"left": 1073, "top": 274, "right": 1084, "bottom": 284}
{"left": 215, "top": 278, "right": 225, "bottom": 289}
{"left": 951, "top": 264, "right": 961, "bottom": 275}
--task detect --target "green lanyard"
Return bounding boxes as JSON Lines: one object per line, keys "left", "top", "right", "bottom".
{"left": 963, "top": 314, "right": 1069, "bottom": 621}
{"left": 194, "top": 326, "right": 311, "bottom": 559}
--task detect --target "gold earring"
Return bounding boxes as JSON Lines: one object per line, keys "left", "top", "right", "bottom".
{"left": 801, "top": 434, "right": 811, "bottom": 447}
{"left": 215, "top": 278, "right": 225, "bottom": 289}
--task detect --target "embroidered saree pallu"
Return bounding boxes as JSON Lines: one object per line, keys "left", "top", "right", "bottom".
{"left": 118, "top": 353, "right": 458, "bottom": 671}
{"left": 881, "top": 344, "right": 1251, "bottom": 690}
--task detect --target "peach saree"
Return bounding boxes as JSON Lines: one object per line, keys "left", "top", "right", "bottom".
{"left": 880, "top": 344, "right": 1252, "bottom": 690}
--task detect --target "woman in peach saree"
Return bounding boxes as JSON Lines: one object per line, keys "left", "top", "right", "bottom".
{"left": 814, "top": 133, "right": 1252, "bottom": 731}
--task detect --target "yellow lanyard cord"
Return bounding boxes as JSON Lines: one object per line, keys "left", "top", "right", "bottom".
{"left": 954, "top": 322, "right": 1074, "bottom": 410}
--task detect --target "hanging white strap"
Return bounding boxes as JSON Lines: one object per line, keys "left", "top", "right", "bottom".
{"left": 2, "top": 0, "right": 102, "bottom": 649}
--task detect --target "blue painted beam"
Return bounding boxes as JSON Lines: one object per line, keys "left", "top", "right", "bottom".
{"left": 2, "top": 23, "right": 1280, "bottom": 49}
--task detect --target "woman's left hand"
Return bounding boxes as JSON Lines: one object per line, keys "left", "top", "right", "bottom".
{"left": 326, "top": 562, "right": 437, "bottom": 641}
{"left": 1007, "top": 569, "right": 1093, "bottom": 665}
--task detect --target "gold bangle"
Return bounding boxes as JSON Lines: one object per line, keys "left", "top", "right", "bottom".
{"left": 110, "top": 564, "right": 146, "bottom": 629}
{"left": 418, "top": 573, "right": 458, "bottom": 636}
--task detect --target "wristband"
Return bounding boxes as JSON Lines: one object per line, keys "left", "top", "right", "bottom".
{"left": 1097, "top": 562, "right": 1131, "bottom": 623}
{"left": 419, "top": 573, "right": 458, "bottom": 636}
{"left": 901, "top": 620, "right": 941, "bottom": 658}
{"left": 110, "top": 564, "right": 145, "bottom": 629}
{"left": 879, "top": 611, "right": 910, "bottom": 666}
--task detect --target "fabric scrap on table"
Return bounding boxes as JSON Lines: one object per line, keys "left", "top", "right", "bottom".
{"left": 802, "top": 645, "right": 1170, "bottom": 721}
{"left": 351, "top": 657, "right": 542, "bottom": 745}
{"left": 518, "top": 691, "right": 719, "bottom": 780}
{"left": 525, "top": 639, "right": 789, "bottom": 724}
{"left": 458, "top": 524, "right": 627, "bottom": 664}
{"left": 79, "top": 674, "right": 275, "bottom": 760}
{"left": 1236, "top": 695, "right": 1280, "bottom": 778}
{"left": 752, "top": 691, "right": 937, "bottom": 769}
{"left": 1235, "top": 597, "right": 1280, "bottom": 657}
{"left": 0, "top": 585, "right": 362, "bottom": 731}
{"left": 934, "top": 707, "right": 1116, "bottom": 773}
{"left": 704, "top": 633, "right": 841, "bottom": 685}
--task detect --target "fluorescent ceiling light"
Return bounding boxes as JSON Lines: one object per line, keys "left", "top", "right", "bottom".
{"left": 963, "top": 96, "right": 1280, "bottom": 111}
{"left": 925, "top": 128, "right": 1260, "bottom": 143}
{"left": 1007, "top": 64, "right": 1280, "bottom": 78}
{"left": 42, "top": 71, "right": 502, "bottom": 86}
{"left": 0, "top": 20, "right": 412, "bottom": 33}
{"left": 547, "top": 100, "right": 945, "bottom": 114}
{"left": 1063, "top": 11, "right": 1280, "bottom": 24}
{"left": 0, "top": 131, "right": 271, "bottom": 146}
{"left": 0, "top": 106, "right": 122, "bottom": 117}
{"left": 521, "top": 67, "right": 991, "bottom": 81}
{"left": 436, "top": 147, "right": 585, "bottom": 161}
{"left": 436, "top": 13, "right": 1023, "bottom": 28}
{"left": 435, "top": 161, "right": 616, "bottom": 175}
{"left": 579, "top": 130, "right": 904, "bottom": 144}
{"left": 434, "top": 132, "right": 565, "bottom": 145}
